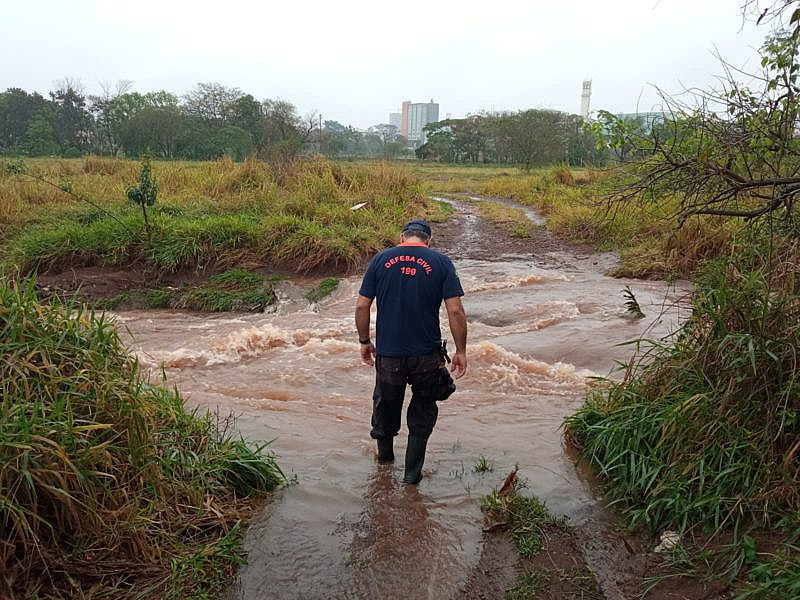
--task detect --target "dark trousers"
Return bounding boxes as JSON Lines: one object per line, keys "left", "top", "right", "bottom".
{"left": 370, "top": 352, "right": 440, "bottom": 439}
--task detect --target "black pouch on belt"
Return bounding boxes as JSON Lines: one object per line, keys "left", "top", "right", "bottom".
{"left": 436, "top": 341, "right": 456, "bottom": 402}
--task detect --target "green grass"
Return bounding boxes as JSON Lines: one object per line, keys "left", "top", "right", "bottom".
{"left": 472, "top": 455, "right": 494, "bottom": 473}
{"left": 98, "top": 268, "right": 276, "bottom": 312}
{"left": 564, "top": 230, "right": 800, "bottom": 597}
{"left": 0, "top": 278, "right": 284, "bottom": 598}
{"left": 506, "top": 567, "right": 551, "bottom": 599}
{"left": 473, "top": 200, "right": 534, "bottom": 238}
{"left": 305, "top": 277, "right": 340, "bottom": 302}
{"left": 482, "top": 486, "right": 566, "bottom": 559}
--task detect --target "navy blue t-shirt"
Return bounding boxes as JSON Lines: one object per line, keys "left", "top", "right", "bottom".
{"left": 359, "top": 243, "right": 464, "bottom": 357}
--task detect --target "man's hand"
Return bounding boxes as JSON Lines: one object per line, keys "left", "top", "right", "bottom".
{"left": 355, "top": 294, "right": 374, "bottom": 366}
{"left": 450, "top": 350, "right": 467, "bottom": 379}
{"left": 360, "top": 342, "right": 376, "bottom": 366}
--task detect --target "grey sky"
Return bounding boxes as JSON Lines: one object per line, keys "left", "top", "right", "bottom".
{"left": 1, "top": 0, "right": 769, "bottom": 128}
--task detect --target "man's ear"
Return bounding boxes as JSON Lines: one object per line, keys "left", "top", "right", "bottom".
{"left": 426, "top": 237, "right": 432, "bottom": 247}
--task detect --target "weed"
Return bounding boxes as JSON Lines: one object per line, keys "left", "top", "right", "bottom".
{"left": 622, "top": 285, "right": 645, "bottom": 318}
{"left": 482, "top": 487, "right": 565, "bottom": 558}
{"left": 473, "top": 455, "right": 494, "bottom": 473}
{"left": 506, "top": 567, "right": 551, "bottom": 599}
{"left": 565, "top": 230, "right": 800, "bottom": 592}
{"left": 100, "top": 269, "right": 275, "bottom": 312}
{"left": 0, "top": 157, "right": 429, "bottom": 275}
{"left": 306, "top": 277, "right": 340, "bottom": 302}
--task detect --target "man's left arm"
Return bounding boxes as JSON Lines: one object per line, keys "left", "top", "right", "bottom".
{"left": 355, "top": 294, "right": 375, "bottom": 366}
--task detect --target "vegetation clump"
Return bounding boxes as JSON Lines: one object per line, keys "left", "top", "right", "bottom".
{"left": 305, "top": 277, "right": 340, "bottom": 303}
{"left": 0, "top": 279, "right": 283, "bottom": 598}
{"left": 474, "top": 200, "right": 534, "bottom": 238}
{"left": 99, "top": 268, "right": 276, "bottom": 312}
{"left": 565, "top": 232, "right": 800, "bottom": 595}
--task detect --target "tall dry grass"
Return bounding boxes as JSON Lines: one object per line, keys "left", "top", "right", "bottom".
{"left": 0, "top": 156, "right": 440, "bottom": 275}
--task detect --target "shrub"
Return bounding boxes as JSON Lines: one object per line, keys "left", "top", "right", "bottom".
{"left": 566, "top": 231, "right": 800, "bottom": 534}
{"left": 0, "top": 279, "right": 283, "bottom": 598}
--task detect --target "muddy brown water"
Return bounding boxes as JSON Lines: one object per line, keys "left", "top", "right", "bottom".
{"left": 117, "top": 199, "right": 688, "bottom": 599}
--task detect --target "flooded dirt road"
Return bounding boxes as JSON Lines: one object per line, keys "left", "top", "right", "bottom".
{"left": 120, "top": 198, "right": 687, "bottom": 599}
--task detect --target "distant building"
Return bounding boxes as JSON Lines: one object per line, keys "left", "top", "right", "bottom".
{"left": 580, "top": 80, "right": 592, "bottom": 119}
{"left": 400, "top": 99, "right": 439, "bottom": 146}
{"left": 616, "top": 112, "right": 665, "bottom": 134}
{"left": 389, "top": 112, "right": 402, "bottom": 131}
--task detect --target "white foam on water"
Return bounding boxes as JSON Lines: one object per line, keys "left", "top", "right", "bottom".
{"left": 136, "top": 322, "right": 350, "bottom": 368}
{"left": 461, "top": 272, "right": 568, "bottom": 293}
{"left": 466, "top": 340, "right": 594, "bottom": 394}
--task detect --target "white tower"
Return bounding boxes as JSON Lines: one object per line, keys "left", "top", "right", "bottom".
{"left": 580, "top": 80, "right": 592, "bottom": 120}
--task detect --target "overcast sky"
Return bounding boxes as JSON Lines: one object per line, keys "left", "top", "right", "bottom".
{"left": 1, "top": 0, "right": 771, "bottom": 128}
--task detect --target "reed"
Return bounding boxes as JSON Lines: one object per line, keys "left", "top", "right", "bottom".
{"left": 0, "top": 279, "right": 283, "bottom": 598}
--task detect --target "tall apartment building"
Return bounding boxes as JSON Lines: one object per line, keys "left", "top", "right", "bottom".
{"left": 400, "top": 99, "right": 439, "bottom": 145}
{"left": 389, "top": 112, "right": 402, "bottom": 131}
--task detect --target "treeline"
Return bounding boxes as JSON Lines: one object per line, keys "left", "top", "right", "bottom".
{"left": 416, "top": 110, "right": 608, "bottom": 167}
{"left": 0, "top": 81, "right": 414, "bottom": 162}
{"left": 1, "top": 80, "right": 615, "bottom": 166}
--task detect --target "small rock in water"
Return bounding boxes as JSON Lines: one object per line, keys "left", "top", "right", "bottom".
{"left": 654, "top": 531, "right": 680, "bottom": 553}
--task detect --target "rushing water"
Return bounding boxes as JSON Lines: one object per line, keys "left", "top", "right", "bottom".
{"left": 119, "top": 201, "right": 687, "bottom": 599}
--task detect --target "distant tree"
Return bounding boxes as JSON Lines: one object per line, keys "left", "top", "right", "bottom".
{"left": 121, "top": 107, "right": 184, "bottom": 158}
{"left": 50, "top": 79, "right": 93, "bottom": 153}
{"left": 22, "top": 111, "right": 58, "bottom": 156}
{"left": 416, "top": 122, "right": 455, "bottom": 161}
{"left": 183, "top": 82, "right": 242, "bottom": 123}
{"left": 371, "top": 123, "right": 405, "bottom": 158}
{"left": 0, "top": 88, "right": 53, "bottom": 153}
{"left": 89, "top": 80, "right": 133, "bottom": 155}
{"left": 509, "top": 109, "right": 568, "bottom": 168}
{"left": 261, "top": 98, "right": 315, "bottom": 163}
{"left": 208, "top": 125, "right": 254, "bottom": 160}
{"left": 231, "top": 94, "right": 264, "bottom": 147}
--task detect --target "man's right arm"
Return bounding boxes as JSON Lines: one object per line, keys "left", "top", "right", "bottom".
{"left": 444, "top": 296, "right": 467, "bottom": 379}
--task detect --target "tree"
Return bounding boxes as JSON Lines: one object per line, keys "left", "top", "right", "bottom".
{"left": 22, "top": 111, "right": 58, "bottom": 156}
{"left": 121, "top": 107, "right": 184, "bottom": 158}
{"left": 50, "top": 79, "right": 93, "bottom": 153}
{"left": 127, "top": 156, "right": 158, "bottom": 243}
{"left": 89, "top": 80, "right": 133, "bottom": 155}
{"left": 183, "top": 82, "right": 242, "bottom": 123}
{"left": 599, "top": 23, "right": 800, "bottom": 224}
{"left": 261, "top": 98, "right": 315, "bottom": 163}
{"left": 208, "top": 125, "right": 254, "bottom": 160}
{"left": 0, "top": 88, "right": 53, "bottom": 153}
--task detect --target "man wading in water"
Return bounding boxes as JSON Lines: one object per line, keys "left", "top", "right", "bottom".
{"left": 355, "top": 219, "right": 468, "bottom": 484}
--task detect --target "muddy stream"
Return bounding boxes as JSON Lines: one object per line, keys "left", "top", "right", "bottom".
{"left": 118, "top": 198, "right": 687, "bottom": 599}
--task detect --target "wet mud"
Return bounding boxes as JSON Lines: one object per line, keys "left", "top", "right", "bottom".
{"left": 113, "top": 197, "right": 703, "bottom": 599}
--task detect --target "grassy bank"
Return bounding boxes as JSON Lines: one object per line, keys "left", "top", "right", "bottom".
{"left": 407, "top": 161, "right": 735, "bottom": 278}
{"left": 95, "top": 268, "right": 278, "bottom": 312}
{"left": 0, "top": 279, "right": 283, "bottom": 598}
{"left": 479, "top": 166, "right": 736, "bottom": 278}
{"left": 472, "top": 199, "right": 534, "bottom": 238}
{"left": 565, "top": 231, "right": 800, "bottom": 597}
{"left": 0, "top": 156, "right": 445, "bottom": 277}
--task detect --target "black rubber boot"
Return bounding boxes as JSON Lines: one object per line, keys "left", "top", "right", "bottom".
{"left": 376, "top": 437, "right": 394, "bottom": 464}
{"left": 402, "top": 435, "right": 429, "bottom": 484}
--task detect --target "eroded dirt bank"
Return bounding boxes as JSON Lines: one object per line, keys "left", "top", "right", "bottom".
{"left": 113, "top": 197, "right": 716, "bottom": 599}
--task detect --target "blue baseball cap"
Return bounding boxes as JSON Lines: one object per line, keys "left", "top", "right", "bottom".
{"left": 402, "top": 219, "right": 432, "bottom": 237}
